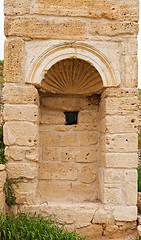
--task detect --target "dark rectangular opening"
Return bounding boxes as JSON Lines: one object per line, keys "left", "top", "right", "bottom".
{"left": 64, "top": 112, "right": 78, "bottom": 125}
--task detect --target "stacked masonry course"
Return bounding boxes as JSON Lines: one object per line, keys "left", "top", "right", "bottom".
{"left": 2, "top": 0, "right": 139, "bottom": 239}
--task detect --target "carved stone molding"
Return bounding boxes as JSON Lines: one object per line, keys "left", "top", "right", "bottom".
{"left": 26, "top": 42, "right": 120, "bottom": 94}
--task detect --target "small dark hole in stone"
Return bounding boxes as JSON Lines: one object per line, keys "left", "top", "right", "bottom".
{"left": 131, "top": 119, "right": 135, "bottom": 123}
{"left": 64, "top": 112, "right": 78, "bottom": 125}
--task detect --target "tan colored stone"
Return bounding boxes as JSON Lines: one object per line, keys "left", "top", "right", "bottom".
{"left": 123, "top": 170, "right": 137, "bottom": 206}
{"left": 42, "top": 147, "right": 59, "bottom": 161}
{"left": 4, "top": 122, "right": 38, "bottom": 146}
{"left": 37, "top": 181, "right": 98, "bottom": 203}
{"left": 40, "top": 111, "right": 65, "bottom": 125}
{"left": 79, "top": 132, "right": 97, "bottom": 146}
{"left": 0, "top": 171, "right": 6, "bottom": 189}
{"left": 101, "top": 88, "right": 138, "bottom": 99}
{"left": 103, "top": 188, "right": 122, "bottom": 204}
{"left": 34, "top": 0, "right": 117, "bottom": 20}
{"left": 40, "top": 132, "right": 61, "bottom": 147}
{"left": 100, "top": 153, "right": 138, "bottom": 169}
{"left": 89, "top": 22, "right": 138, "bottom": 37}
{"left": 92, "top": 206, "right": 114, "bottom": 225}
{"left": 25, "top": 148, "right": 39, "bottom": 162}
{"left": 99, "top": 97, "right": 138, "bottom": 117}
{"left": 53, "top": 125, "right": 72, "bottom": 132}
{"left": 101, "top": 133, "right": 138, "bottom": 153}
{"left": 0, "top": 192, "right": 5, "bottom": 210}
{"left": 114, "top": 206, "right": 137, "bottom": 221}
{"left": 73, "top": 124, "right": 97, "bottom": 131}
{"left": 61, "top": 133, "right": 79, "bottom": 147}
{"left": 39, "top": 162, "right": 78, "bottom": 180}
{"left": 78, "top": 111, "right": 98, "bottom": 124}
{"left": 41, "top": 96, "right": 98, "bottom": 112}
{"left": 99, "top": 115, "right": 138, "bottom": 133}
{"left": 104, "top": 169, "right": 121, "bottom": 188}
{"left": 14, "top": 182, "right": 37, "bottom": 205}
{"left": 0, "top": 165, "right": 5, "bottom": 171}
{"left": 124, "top": 55, "right": 138, "bottom": 87}
{"left": 77, "top": 223, "right": 103, "bottom": 239}
{"left": 39, "top": 202, "right": 100, "bottom": 229}
{"left": 60, "top": 146, "right": 97, "bottom": 163}
{"left": 4, "top": 39, "right": 24, "bottom": 83}
{"left": 4, "top": 104, "right": 38, "bottom": 123}
{"left": 6, "top": 163, "right": 38, "bottom": 179}
{"left": 5, "top": 17, "right": 87, "bottom": 40}
{"left": 119, "top": 2, "right": 139, "bottom": 22}
{"left": 5, "top": 146, "right": 26, "bottom": 161}
{"left": 4, "top": 0, "right": 31, "bottom": 15}
{"left": 80, "top": 165, "right": 97, "bottom": 183}
{"left": 3, "top": 84, "right": 39, "bottom": 104}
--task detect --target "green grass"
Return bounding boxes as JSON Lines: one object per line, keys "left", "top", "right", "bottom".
{"left": 0, "top": 211, "right": 85, "bottom": 240}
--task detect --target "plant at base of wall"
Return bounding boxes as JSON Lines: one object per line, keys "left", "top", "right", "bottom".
{"left": 3, "top": 177, "right": 22, "bottom": 208}
{"left": 0, "top": 122, "right": 8, "bottom": 164}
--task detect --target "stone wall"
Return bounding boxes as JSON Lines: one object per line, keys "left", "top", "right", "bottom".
{"left": 3, "top": 0, "right": 139, "bottom": 238}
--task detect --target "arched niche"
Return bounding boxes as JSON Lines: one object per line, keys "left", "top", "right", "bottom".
{"left": 26, "top": 42, "right": 120, "bottom": 92}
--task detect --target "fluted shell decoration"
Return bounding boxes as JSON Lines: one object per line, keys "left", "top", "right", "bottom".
{"left": 41, "top": 58, "right": 103, "bottom": 95}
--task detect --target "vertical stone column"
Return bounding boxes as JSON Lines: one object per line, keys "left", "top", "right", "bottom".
{"left": 3, "top": 38, "right": 40, "bottom": 205}
{"left": 99, "top": 88, "right": 138, "bottom": 222}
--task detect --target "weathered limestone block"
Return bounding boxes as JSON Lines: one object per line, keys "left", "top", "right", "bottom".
{"left": 6, "top": 163, "right": 38, "bottom": 179}
{"left": 5, "top": 146, "right": 39, "bottom": 162}
{"left": 42, "top": 147, "right": 59, "bottom": 161}
{"left": 60, "top": 146, "right": 97, "bottom": 163}
{"left": 100, "top": 153, "right": 138, "bottom": 169}
{"left": 5, "top": 17, "right": 87, "bottom": 40}
{"left": 123, "top": 170, "right": 137, "bottom": 206}
{"left": 39, "top": 202, "right": 100, "bottom": 229}
{"left": 88, "top": 22, "right": 138, "bottom": 37}
{"left": 77, "top": 223, "right": 103, "bottom": 239}
{"left": 79, "top": 132, "right": 97, "bottom": 146}
{"left": 34, "top": 0, "right": 117, "bottom": 20}
{"left": 103, "top": 169, "right": 121, "bottom": 188}
{"left": 0, "top": 165, "right": 6, "bottom": 189}
{"left": 73, "top": 124, "right": 97, "bottom": 131}
{"left": 4, "top": 39, "right": 24, "bottom": 83}
{"left": 119, "top": 2, "right": 139, "bottom": 22}
{"left": 78, "top": 111, "right": 98, "bottom": 124}
{"left": 4, "top": 104, "right": 38, "bottom": 123}
{"left": 99, "top": 97, "right": 138, "bottom": 117}
{"left": 40, "top": 111, "right": 65, "bottom": 125}
{"left": 101, "top": 88, "right": 138, "bottom": 99}
{"left": 4, "top": 122, "right": 38, "bottom": 146}
{"left": 41, "top": 96, "right": 98, "bottom": 112}
{"left": 114, "top": 206, "right": 137, "bottom": 221}
{"left": 4, "top": 0, "right": 31, "bottom": 16}
{"left": 61, "top": 133, "right": 79, "bottom": 147}
{"left": 99, "top": 115, "right": 138, "bottom": 133}
{"left": 3, "top": 84, "right": 39, "bottom": 105}
{"left": 124, "top": 55, "right": 138, "bottom": 87}
{"left": 37, "top": 181, "right": 97, "bottom": 203}
{"left": 92, "top": 206, "right": 114, "bottom": 225}
{"left": 100, "top": 133, "right": 138, "bottom": 153}
{"left": 40, "top": 133, "right": 61, "bottom": 147}
{"left": 14, "top": 182, "right": 37, "bottom": 205}
{"left": 103, "top": 188, "right": 122, "bottom": 204}
{"left": 80, "top": 165, "right": 97, "bottom": 183}
{"left": 39, "top": 162, "right": 78, "bottom": 180}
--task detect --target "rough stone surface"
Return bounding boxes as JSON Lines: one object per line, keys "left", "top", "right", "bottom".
{"left": 4, "top": 122, "right": 38, "bottom": 146}
{"left": 4, "top": 39, "right": 24, "bottom": 83}
{"left": 3, "top": 0, "right": 139, "bottom": 237}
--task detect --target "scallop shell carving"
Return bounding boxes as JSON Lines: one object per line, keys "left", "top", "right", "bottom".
{"left": 41, "top": 58, "right": 103, "bottom": 95}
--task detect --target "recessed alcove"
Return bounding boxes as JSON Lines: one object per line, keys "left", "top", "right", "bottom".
{"left": 37, "top": 57, "right": 103, "bottom": 204}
